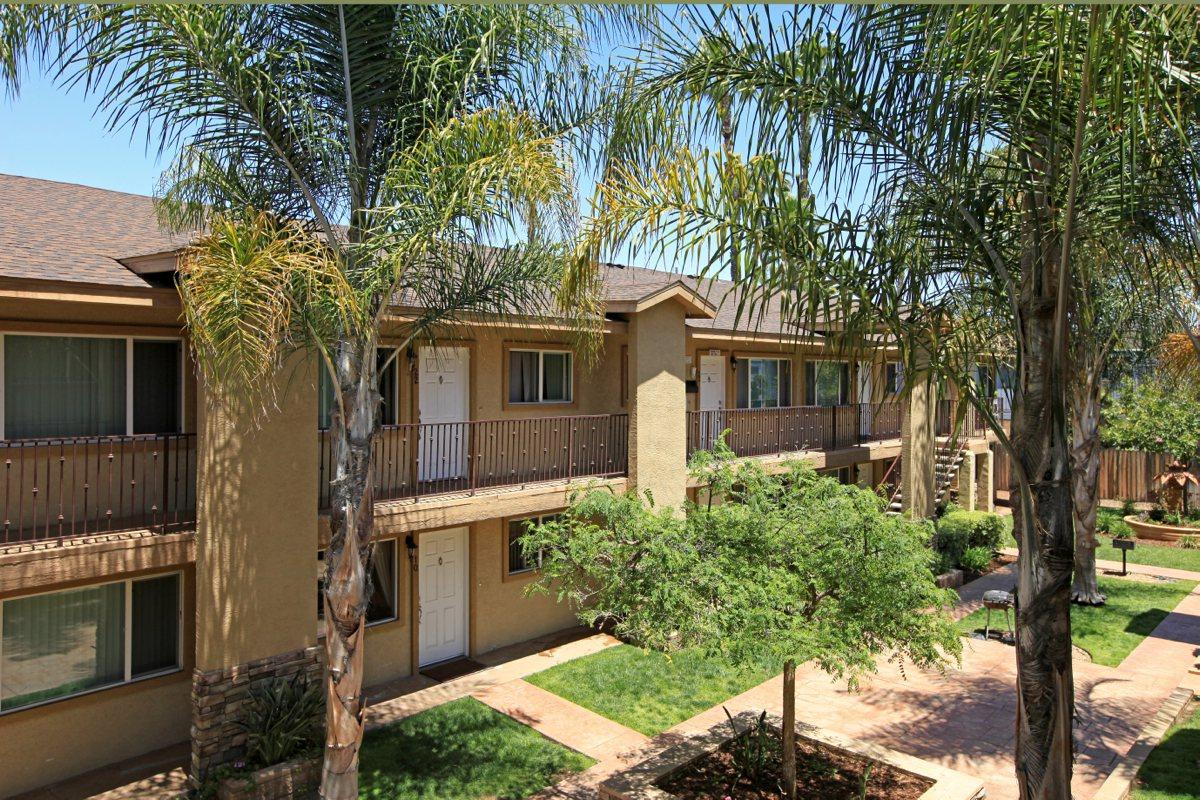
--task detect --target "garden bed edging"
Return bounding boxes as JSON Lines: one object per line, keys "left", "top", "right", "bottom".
{"left": 598, "top": 710, "right": 986, "bottom": 800}
{"left": 216, "top": 756, "right": 319, "bottom": 800}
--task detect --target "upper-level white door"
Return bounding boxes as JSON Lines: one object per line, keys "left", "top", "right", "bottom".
{"left": 698, "top": 354, "right": 726, "bottom": 450}
{"left": 418, "top": 347, "right": 469, "bottom": 482}
{"left": 857, "top": 361, "right": 874, "bottom": 436}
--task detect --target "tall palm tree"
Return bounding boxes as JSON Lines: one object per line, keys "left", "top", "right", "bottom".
{"left": 577, "top": 6, "right": 1200, "bottom": 799}
{"left": 2, "top": 5, "right": 636, "bottom": 797}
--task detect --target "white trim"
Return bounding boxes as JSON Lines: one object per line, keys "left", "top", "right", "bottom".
{"left": 125, "top": 338, "right": 135, "bottom": 436}
{"left": 0, "top": 570, "right": 184, "bottom": 715}
{"left": 508, "top": 348, "right": 573, "bottom": 404}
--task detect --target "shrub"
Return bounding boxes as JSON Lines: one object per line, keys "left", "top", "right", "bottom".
{"left": 236, "top": 676, "right": 323, "bottom": 769}
{"left": 1109, "top": 519, "right": 1134, "bottom": 540}
{"left": 1121, "top": 499, "right": 1136, "bottom": 517}
{"left": 959, "top": 547, "right": 993, "bottom": 574}
{"left": 1181, "top": 535, "right": 1200, "bottom": 550}
{"left": 935, "top": 510, "right": 1005, "bottom": 567}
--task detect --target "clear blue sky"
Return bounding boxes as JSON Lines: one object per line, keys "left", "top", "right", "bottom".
{"left": 1, "top": 72, "right": 168, "bottom": 195}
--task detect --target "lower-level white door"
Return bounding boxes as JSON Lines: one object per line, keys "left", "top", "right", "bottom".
{"left": 418, "top": 526, "right": 468, "bottom": 666}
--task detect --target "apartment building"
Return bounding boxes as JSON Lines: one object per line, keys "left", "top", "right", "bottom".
{"left": 0, "top": 174, "right": 996, "bottom": 796}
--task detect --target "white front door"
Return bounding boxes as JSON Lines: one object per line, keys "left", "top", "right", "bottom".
{"left": 698, "top": 355, "right": 726, "bottom": 449}
{"left": 418, "top": 347, "right": 469, "bottom": 482}
{"left": 419, "top": 526, "right": 468, "bottom": 666}
{"left": 857, "top": 362, "right": 874, "bottom": 436}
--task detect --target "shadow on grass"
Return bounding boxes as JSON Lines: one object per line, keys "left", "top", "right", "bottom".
{"left": 1133, "top": 718, "right": 1200, "bottom": 798}
{"left": 359, "top": 696, "right": 593, "bottom": 800}
{"left": 1124, "top": 608, "right": 1172, "bottom": 637}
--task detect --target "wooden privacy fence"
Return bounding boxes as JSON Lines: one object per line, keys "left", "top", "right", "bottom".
{"left": 992, "top": 446, "right": 1190, "bottom": 504}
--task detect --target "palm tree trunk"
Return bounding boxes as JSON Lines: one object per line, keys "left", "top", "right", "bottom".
{"left": 1070, "top": 370, "right": 1105, "bottom": 605}
{"left": 781, "top": 658, "right": 796, "bottom": 800}
{"left": 1012, "top": 217, "right": 1075, "bottom": 799}
{"left": 321, "top": 342, "right": 379, "bottom": 800}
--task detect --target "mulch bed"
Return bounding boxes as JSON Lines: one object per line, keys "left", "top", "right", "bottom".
{"left": 658, "top": 729, "right": 932, "bottom": 800}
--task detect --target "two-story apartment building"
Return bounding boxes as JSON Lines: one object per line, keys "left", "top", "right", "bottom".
{"left": 0, "top": 174, "right": 996, "bottom": 797}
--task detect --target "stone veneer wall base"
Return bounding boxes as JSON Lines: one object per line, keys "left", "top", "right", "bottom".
{"left": 191, "top": 646, "right": 324, "bottom": 787}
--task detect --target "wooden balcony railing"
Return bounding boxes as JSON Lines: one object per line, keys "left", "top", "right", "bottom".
{"left": 686, "top": 402, "right": 903, "bottom": 459}
{"left": 0, "top": 433, "right": 197, "bottom": 546}
{"left": 318, "top": 413, "right": 629, "bottom": 509}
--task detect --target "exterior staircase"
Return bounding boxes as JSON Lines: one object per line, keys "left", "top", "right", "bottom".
{"left": 887, "top": 445, "right": 965, "bottom": 513}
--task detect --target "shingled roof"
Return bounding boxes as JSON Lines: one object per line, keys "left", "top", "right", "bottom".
{"left": 0, "top": 173, "right": 818, "bottom": 336}
{"left": 0, "top": 174, "right": 194, "bottom": 288}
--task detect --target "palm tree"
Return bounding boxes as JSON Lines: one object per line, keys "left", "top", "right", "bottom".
{"left": 577, "top": 6, "right": 1200, "bottom": 799}
{"left": 2, "top": 5, "right": 635, "bottom": 797}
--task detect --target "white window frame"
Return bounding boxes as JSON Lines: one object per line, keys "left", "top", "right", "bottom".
{"left": 0, "top": 570, "right": 185, "bottom": 715}
{"left": 0, "top": 332, "right": 186, "bottom": 441}
{"left": 509, "top": 348, "right": 573, "bottom": 404}
{"left": 507, "top": 513, "right": 560, "bottom": 576}
{"left": 885, "top": 362, "right": 904, "bottom": 396}
{"left": 316, "top": 538, "right": 399, "bottom": 631}
{"left": 745, "top": 357, "right": 790, "bottom": 409}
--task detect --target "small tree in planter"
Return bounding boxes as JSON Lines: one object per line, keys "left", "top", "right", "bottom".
{"left": 523, "top": 440, "right": 962, "bottom": 800}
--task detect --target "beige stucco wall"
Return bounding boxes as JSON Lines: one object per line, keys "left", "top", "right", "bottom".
{"left": 469, "top": 518, "right": 578, "bottom": 656}
{"left": 0, "top": 564, "right": 196, "bottom": 797}
{"left": 0, "top": 674, "right": 191, "bottom": 797}
{"left": 629, "top": 303, "right": 688, "bottom": 509}
{"left": 195, "top": 354, "right": 318, "bottom": 670}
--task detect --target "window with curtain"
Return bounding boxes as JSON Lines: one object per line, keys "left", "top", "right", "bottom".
{"left": 0, "top": 573, "right": 180, "bottom": 712}
{"left": 317, "top": 347, "right": 399, "bottom": 428}
{"left": 507, "top": 514, "right": 559, "bottom": 575}
{"left": 884, "top": 362, "right": 904, "bottom": 396}
{"left": 508, "top": 350, "right": 573, "bottom": 404}
{"left": 5, "top": 335, "right": 126, "bottom": 439}
{"left": 736, "top": 358, "right": 791, "bottom": 408}
{"left": 316, "top": 539, "right": 398, "bottom": 628}
{"left": 133, "top": 341, "right": 181, "bottom": 434}
{"left": 804, "top": 361, "right": 850, "bottom": 406}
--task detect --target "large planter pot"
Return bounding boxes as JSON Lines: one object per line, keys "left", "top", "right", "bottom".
{"left": 217, "top": 757, "right": 320, "bottom": 800}
{"left": 1125, "top": 515, "right": 1200, "bottom": 543}
{"left": 599, "top": 711, "right": 985, "bottom": 800}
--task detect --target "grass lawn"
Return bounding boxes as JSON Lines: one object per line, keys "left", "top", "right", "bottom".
{"left": 1002, "top": 508, "right": 1200, "bottom": 573}
{"left": 957, "top": 576, "right": 1196, "bottom": 667}
{"left": 525, "top": 643, "right": 777, "bottom": 736}
{"left": 1096, "top": 534, "right": 1200, "bottom": 574}
{"left": 1131, "top": 701, "right": 1200, "bottom": 799}
{"left": 358, "top": 697, "right": 594, "bottom": 799}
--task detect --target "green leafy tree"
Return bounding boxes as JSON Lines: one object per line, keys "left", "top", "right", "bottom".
{"left": 576, "top": 7, "right": 1200, "bottom": 795}
{"left": 1103, "top": 377, "right": 1200, "bottom": 463}
{"left": 0, "top": 6, "right": 642, "bottom": 796}
{"left": 523, "top": 441, "right": 961, "bottom": 800}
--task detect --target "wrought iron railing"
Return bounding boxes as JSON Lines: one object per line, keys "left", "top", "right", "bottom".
{"left": 686, "top": 402, "right": 903, "bottom": 458}
{"left": 0, "top": 433, "right": 197, "bottom": 545}
{"left": 318, "top": 413, "right": 629, "bottom": 509}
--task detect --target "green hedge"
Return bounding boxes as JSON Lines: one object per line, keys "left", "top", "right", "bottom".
{"left": 935, "top": 510, "right": 1005, "bottom": 568}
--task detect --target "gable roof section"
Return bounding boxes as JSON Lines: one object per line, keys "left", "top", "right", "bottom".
{"left": 0, "top": 174, "right": 192, "bottom": 288}
{"left": 0, "top": 174, "right": 828, "bottom": 338}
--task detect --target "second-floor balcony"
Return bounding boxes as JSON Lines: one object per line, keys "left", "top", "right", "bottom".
{"left": 686, "top": 402, "right": 903, "bottom": 459}
{"left": 0, "top": 433, "right": 197, "bottom": 546}
{"left": 317, "top": 413, "right": 629, "bottom": 510}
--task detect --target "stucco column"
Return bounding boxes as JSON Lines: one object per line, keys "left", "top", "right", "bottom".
{"left": 957, "top": 450, "right": 977, "bottom": 511}
{"left": 901, "top": 366, "right": 937, "bottom": 519}
{"left": 976, "top": 447, "right": 995, "bottom": 512}
{"left": 191, "top": 352, "right": 320, "bottom": 782}
{"left": 627, "top": 301, "right": 688, "bottom": 511}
